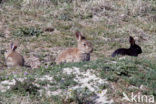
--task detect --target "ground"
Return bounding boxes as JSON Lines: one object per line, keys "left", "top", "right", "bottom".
{"left": 0, "top": 0, "right": 156, "bottom": 104}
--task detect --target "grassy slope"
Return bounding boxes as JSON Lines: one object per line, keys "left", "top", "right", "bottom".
{"left": 0, "top": 0, "right": 156, "bottom": 103}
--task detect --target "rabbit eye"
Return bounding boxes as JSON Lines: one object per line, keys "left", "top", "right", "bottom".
{"left": 83, "top": 44, "right": 86, "bottom": 46}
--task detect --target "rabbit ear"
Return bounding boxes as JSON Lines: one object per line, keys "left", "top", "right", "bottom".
{"left": 76, "top": 31, "right": 86, "bottom": 41}
{"left": 11, "top": 42, "right": 13, "bottom": 49}
{"left": 10, "top": 42, "right": 17, "bottom": 51}
{"left": 129, "top": 36, "right": 135, "bottom": 45}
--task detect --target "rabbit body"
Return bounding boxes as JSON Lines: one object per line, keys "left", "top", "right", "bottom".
{"left": 56, "top": 48, "right": 90, "bottom": 63}
{"left": 5, "top": 43, "right": 24, "bottom": 67}
{"left": 112, "top": 36, "right": 142, "bottom": 57}
{"left": 56, "top": 31, "right": 93, "bottom": 64}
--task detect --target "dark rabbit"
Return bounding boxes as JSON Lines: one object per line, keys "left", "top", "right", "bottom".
{"left": 112, "top": 36, "right": 142, "bottom": 57}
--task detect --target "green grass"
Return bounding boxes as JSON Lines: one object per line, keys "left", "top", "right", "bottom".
{"left": 1, "top": 58, "right": 156, "bottom": 103}
{"left": 12, "top": 26, "right": 43, "bottom": 37}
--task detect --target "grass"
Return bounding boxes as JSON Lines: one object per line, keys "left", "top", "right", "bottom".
{"left": 12, "top": 26, "right": 43, "bottom": 37}
{"left": 1, "top": 58, "right": 156, "bottom": 103}
{"left": 0, "top": 0, "right": 156, "bottom": 103}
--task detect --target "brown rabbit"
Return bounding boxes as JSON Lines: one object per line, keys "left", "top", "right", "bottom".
{"left": 56, "top": 31, "right": 93, "bottom": 64}
{"left": 4, "top": 42, "right": 25, "bottom": 67}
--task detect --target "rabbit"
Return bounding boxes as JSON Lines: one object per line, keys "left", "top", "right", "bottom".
{"left": 56, "top": 31, "right": 93, "bottom": 64}
{"left": 112, "top": 36, "right": 142, "bottom": 57}
{"left": 4, "top": 42, "right": 25, "bottom": 67}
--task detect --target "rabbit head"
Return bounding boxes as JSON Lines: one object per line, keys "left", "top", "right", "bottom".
{"left": 5, "top": 42, "right": 24, "bottom": 67}
{"left": 129, "top": 36, "right": 142, "bottom": 56}
{"left": 76, "top": 31, "right": 93, "bottom": 54}
{"left": 5, "top": 42, "right": 17, "bottom": 58}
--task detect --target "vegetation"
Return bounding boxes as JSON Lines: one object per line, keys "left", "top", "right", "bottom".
{"left": 0, "top": 0, "right": 156, "bottom": 103}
